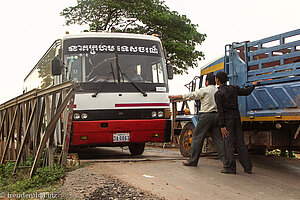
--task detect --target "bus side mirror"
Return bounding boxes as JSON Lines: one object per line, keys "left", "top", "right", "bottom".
{"left": 52, "top": 56, "right": 62, "bottom": 76}
{"left": 167, "top": 64, "right": 173, "bottom": 80}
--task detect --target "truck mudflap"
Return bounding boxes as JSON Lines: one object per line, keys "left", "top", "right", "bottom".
{"left": 71, "top": 119, "right": 171, "bottom": 146}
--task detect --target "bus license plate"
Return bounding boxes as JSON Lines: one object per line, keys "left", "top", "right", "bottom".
{"left": 113, "top": 133, "right": 130, "bottom": 142}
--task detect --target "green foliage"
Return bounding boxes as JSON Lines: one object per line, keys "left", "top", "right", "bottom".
{"left": 20, "top": 154, "right": 35, "bottom": 167}
{"left": 0, "top": 161, "right": 15, "bottom": 187}
{"left": 61, "top": 0, "right": 206, "bottom": 74}
{"left": 266, "top": 149, "right": 296, "bottom": 158}
{"left": 0, "top": 162, "right": 65, "bottom": 193}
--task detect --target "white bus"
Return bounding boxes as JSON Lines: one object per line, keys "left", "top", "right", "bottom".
{"left": 24, "top": 32, "right": 173, "bottom": 155}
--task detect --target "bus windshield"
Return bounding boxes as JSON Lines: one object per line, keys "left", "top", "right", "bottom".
{"left": 63, "top": 38, "right": 167, "bottom": 84}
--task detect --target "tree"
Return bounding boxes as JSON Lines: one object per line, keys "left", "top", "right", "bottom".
{"left": 61, "top": 0, "right": 206, "bottom": 74}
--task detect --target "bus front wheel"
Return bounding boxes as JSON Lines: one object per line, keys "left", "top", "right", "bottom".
{"left": 129, "top": 143, "right": 145, "bottom": 156}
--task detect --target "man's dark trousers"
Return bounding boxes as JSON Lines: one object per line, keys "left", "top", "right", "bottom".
{"left": 189, "top": 112, "right": 229, "bottom": 168}
{"left": 224, "top": 114, "right": 252, "bottom": 173}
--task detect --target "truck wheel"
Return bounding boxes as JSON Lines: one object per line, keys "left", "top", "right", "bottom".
{"left": 129, "top": 143, "right": 145, "bottom": 156}
{"left": 179, "top": 122, "right": 194, "bottom": 157}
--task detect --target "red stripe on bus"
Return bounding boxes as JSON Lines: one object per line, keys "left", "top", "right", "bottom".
{"left": 67, "top": 104, "right": 77, "bottom": 108}
{"left": 115, "top": 103, "right": 169, "bottom": 107}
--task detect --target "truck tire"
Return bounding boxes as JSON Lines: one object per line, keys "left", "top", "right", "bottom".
{"left": 129, "top": 143, "right": 145, "bottom": 156}
{"left": 179, "top": 122, "right": 194, "bottom": 157}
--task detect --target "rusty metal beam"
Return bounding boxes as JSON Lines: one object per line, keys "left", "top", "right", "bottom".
{"left": 35, "top": 98, "right": 45, "bottom": 154}
{"left": 0, "top": 110, "right": 7, "bottom": 138}
{"left": 0, "top": 106, "right": 19, "bottom": 164}
{"left": 60, "top": 97, "right": 75, "bottom": 166}
{"left": 12, "top": 99, "right": 37, "bottom": 174}
{"left": 30, "top": 88, "right": 75, "bottom": 178}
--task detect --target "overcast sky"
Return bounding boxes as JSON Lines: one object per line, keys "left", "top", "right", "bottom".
{"left": 0, "top": 0, "right": 299, "bottom": 104}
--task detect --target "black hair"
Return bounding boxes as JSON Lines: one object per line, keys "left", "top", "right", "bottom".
{"left": 215, "top": 71, "right": 228, "bottom": 84}
{"left": 205, "top": 72, "right": 216, "bottom": 85}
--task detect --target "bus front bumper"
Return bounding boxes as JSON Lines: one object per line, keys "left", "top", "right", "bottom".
{"left": 70, "top": 119, "right": 171, "bottom": 146}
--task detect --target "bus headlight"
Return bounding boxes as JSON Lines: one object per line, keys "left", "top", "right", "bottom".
{"left": 158, "top": 111, "right": 164, "bottom": 118}
{"left": 73, "top": 113, "right": 80, "bottom": 120}
{"left": 151, "top": 111, "right": 157, "bottom": 118}
{"left": 81, "top": 113, "right": 88, "bottom": 119}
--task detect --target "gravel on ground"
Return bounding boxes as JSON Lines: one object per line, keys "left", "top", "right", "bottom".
{"left": 56, "top": 163, "right": 164, "bottom": 200}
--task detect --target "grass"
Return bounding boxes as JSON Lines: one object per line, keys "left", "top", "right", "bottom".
{"left": 0, "top": 152, "right": 93, "bottom": 197}
{"left": 0, "top": 161, "right": 65, "bottom": 194}
{"left": 266, "top": 149, "right": 300, "bottom": 158}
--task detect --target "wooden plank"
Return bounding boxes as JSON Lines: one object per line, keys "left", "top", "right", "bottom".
{"left": 43, "top": 95, "right": 51, "bottom": 166}
{"left": 12, "top": 100, "right": 37, "bottom": 174}
{"left": 60, "top": 95, "right": 75, "bottom": 166}
{"left": 7, "top": 108, "right": 12, "bottom": 160}
{"left": 35, "top": 98, "right": 45, "bottom": 156}
{"left": 0, "top": 110, "right": 7, "bottom": 160}
{"left": 21, "top": 103, "right": 27, "bottom": 161}
{"left": 60, "top": 91, "right": 68, "bottom": 165}
{"left": 55, "top": 92, "right": 63, "bottom": 146}
{"left": 61, "top": 89, "right": 68, "bottom": 146}
{"left": 24, "top": 101, "right": 30, "bottom": 160}
{"left": 1, "top": 106, "right": 19, "bottom": 164}
{"left": 48, "top": 92, "right": 57, "bottom": 168}
{"left": 11, "top": 107, "right": 17, "bottom": 160}
{"left": 30, "top": 89, "right": 75, "bottom": 178}
{"left": 15, "top": 104, "right": 22, "bottom": 161}
{"left": 32, "top": 98, "right": 40, "bottom": 154}
{"left": 0, "top": 110, "right": 6, "bottom": 137}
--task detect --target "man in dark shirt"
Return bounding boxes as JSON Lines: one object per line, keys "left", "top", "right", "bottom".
{"left": 214, "top": 71, "right": 259, "bottom": 174}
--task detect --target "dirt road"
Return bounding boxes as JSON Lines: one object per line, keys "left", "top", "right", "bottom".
{"left": 61, "top": 147, "right": 300, "bottom": 200}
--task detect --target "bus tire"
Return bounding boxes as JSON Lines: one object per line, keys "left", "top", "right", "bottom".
{"left": 129, "top": 143, "right": 145, "bottom": 156}
{"left": 179, "top": 122, "right": 194, "bottom": 157}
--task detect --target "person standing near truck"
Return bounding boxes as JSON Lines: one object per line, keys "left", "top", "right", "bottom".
{"left": 169, "top": 73, "right": 230, "bottom": 171}
{"left": 214, "top": 71, "right": 260, "bottom": 174}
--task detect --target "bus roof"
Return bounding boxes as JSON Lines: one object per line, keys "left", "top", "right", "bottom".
{"left": 62, "top": 32, "right": 161, "bottom": 42}
{"left": 200, "top": 56, "right": 224, "bottom": 75}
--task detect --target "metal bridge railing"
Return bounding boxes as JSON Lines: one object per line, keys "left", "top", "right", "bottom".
{"left": 0, "top": 81, "right": 77, "bottom": 178}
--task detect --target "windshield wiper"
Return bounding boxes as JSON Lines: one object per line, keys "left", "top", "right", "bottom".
{"left": 121, "top": 72, "right": 147, "bottom": 97}
{"left": 115, "top": 55, "right": 147, "bottom": 97}
{"left": 92, "top": 72, "right": 113, "bottom": 97}
{"left": 92, "top": 62, "right": 116, "bottom": 97}
{"left": 110, "top": 62, "right": 116, "bottom": 83}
